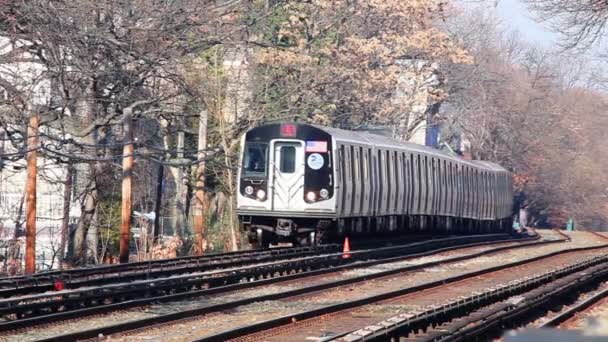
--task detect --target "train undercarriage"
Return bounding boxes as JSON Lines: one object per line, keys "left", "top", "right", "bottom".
{"left": 240, "top": 214, "right": 513, "bottom": 249}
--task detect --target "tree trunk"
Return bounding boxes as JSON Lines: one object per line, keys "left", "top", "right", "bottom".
{"left": 25, "top": 113, "right": 39, "bottom": 274}
{"left": 71, "top": 177, "right": 97, "bottom": 265}
{"left": 193, "top": 110, "right": 208, "bottom": 255}
{"left": 153, "top": 163, "right": 164, "bottom": 243}
{"left": 70, "top": 81, "right": 97, "bottom": 266}
{"left": 58, "top": 164, "right": 73, "bottom": 269}
{"left": 169, "top": 127, "right": 186, "bottom": 240}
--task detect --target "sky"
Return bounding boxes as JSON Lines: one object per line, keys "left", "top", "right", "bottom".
{"left": 458, "top": 0, "right": 558, "bottom": 47}
{"left": 494, "top": 0, "right": 557, "bottom": 45}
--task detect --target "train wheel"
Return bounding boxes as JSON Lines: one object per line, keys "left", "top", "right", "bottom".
{"left": 309, "top": 230, "right": 327, "bottom": 246}
{"left": 365, "top": 217, "right": 372, "bottom": 234}
{"left": 251, "top": 228, "right": 274, "bottom": 249}
{"left": 389, "top": 216, "right": 397, "bottom": 233}
{"left": 338, "top": 219, "right": 346, "bottom": 236}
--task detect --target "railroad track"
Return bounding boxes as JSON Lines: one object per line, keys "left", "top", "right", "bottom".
{"left": 338, "top": 255, "right": 608, "bottom": 342}
{"left": 13, "top": 233, "right": 565, "bottom": 341}
{"left": 0, "top": 234, "right": 524, "bottom": 334}
{"left": 0, "top": 244, "right": 341, "bottom": 297}
{"left": 537, "top": 284, "right": 608, "bottom": 328}
{"left": 0, "top": 234, "right": 480, "bottom": 297}
{"left": 188, "top": 244, "right": 608, "bottom": 342}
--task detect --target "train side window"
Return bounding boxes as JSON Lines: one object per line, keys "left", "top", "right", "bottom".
{"left": 489, "top": 173, "right": 494, "bottom": 217}
{"left": 480, "top": 172, "right": 485, "bottom": 218}
{"left": 368, "top": 148, "right": 374, "bottom": 214}
{"left": 385, "top": 150, "right": 390, "bottom": 206}
{"left": 378, "top": 149, "right": 383, "bottom": 212}
{"left": 439, "top": 159, "right": 446, "bottom": 215}
{"left": 477, "top": 171, "right": 482, "bottom": 218}
{"left": 467, "top": 166, "right": 473, "bottom": 217}
{"left": 388, "top": 151, "right": 394, "bottom": 212}
{"left": 465, "top": 167, "right": 469, "bottom": 216}
{"left": 352, "top": 145, "right": 358, "bottom": 181}
{"left": 370, "top": 150, "right": 376, "bottom": 214}
{"left": 351, "top": 145, "right": 358, "bottom": 213}
{"left": 488, "top": 172, "right": 494, "bottom": 218}
{"left": 421, "top": 156, "right": 427, "bottom": 213}
{"left": 416, "top": 155, "right": 421, "bottom": 213}
{"left": 462, "top": 166, "right": 467, "bottom": 216}
{"left": 454, "top": 164, "right": 459, "bottom": 215}
{"left": 448, "top": 161, "right": 454, "bottom": 215}
{"left": 280, "top": 146, "right": 296, "bottom": 173}
{"left": 445, "top": 161, "right": 450, "bottom": 215}
{"left": 484, "top": 172, "right": 489, "bottom": 218}
{"left": 445, "top": 160, "right": 449, "bottom": 214}
{"left": 337, "top": 145, "right": 343, "bottom": 184}
{"left": 438, "top": 159, "right": 443, "bottom": 214}
{"left": 393, "top": 150, "right": 399, "bottom": 212}
{"left": 469, "top": 168, "right": 474, "bottom": 216}
{"left": 385, "top": 150, "right": 391, "bottom": 207}
{"left": 436, "top": 158, "right": 441, "bottom": 214}
{"left": 339, "top": 145, "right": 346, "bottom": 214}
{"left": 450, "top": 162, "right": 458, "bottom": 216}
{"left": 474, "top": 169, "right": 479, "bottom": 215}
{"left": 462, "top": 165, "right": 467, "bottom": 216}
{"left": 438, "top": 159, "right": 443, "bottom": 215}
{"left": 402, "top": 152, "right": 408, "bottom": 211}
{"left": 470, "top": 169, "right": 475, "bottom": 216}
{"left": 430, "top": 157, "right": 436, "bottom": 214}
{"left": 359, "top": 146, "right": 365, "bottom": 211}
{"left": 409, "top": 154, "right": 415, "bottom": 213}
{"left": 416, "top": 154, "right": 422, "bottom": 213}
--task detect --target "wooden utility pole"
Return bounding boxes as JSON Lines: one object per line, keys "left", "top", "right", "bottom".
{"left": 25, "top": 114, "right": 39, "bottom": 274}
{"left": 119, "top": 111, "right": 134, "bottom": 263}
{"left": 193, "top": 110, "right": 208, "bottom": 255}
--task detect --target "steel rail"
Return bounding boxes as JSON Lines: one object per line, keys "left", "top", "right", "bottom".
{"left": 194, "top": 243, "right": 608, "bottom": 342}
{"left": 0, "top": 234, "right": 513, "bottom": 310}
{"left": 538, "top": 286, "right": 608, "bottom": 328}
{"left": 412, "top": 262, "right": 608, "bottom": 341}
{"left": 0, "top": 234, "right": 525, "bottom": 332}
{"left": 337, "top": 255, "right": 608, "bottom": 341}
{"left": 0, "top": 244, "right": 341, "bottom": 295}
{"left": 27, "top": 234, "right": 562, "bottom": 341}
{"left": 0, "top": 234, "right": 512, "bottom": 296}
{"left": 0, "top": 233, "right": 451, "bottom": 290}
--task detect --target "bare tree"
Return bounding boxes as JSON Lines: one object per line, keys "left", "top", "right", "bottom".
{"left": 525, "top": 0, "right": 608, "bottom": 48}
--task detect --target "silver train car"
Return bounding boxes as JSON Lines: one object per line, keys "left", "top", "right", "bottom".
{"left": 236, "top": 123, "right": 513, "bottom": 247}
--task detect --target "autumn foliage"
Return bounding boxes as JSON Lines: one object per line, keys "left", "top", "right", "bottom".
{"left": 248, "top": 0, "right": 470, "bottom": 128}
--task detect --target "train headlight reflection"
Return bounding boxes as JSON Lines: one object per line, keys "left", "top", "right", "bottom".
{"left": 320, "top": 189, "right": 329, "bottom": 199}
{"left": 245, "top": 186, "right": 254, "bottom": 195}
{"left": 256, "top": 189, "right": 266, "bottom": 200}
{"left": 306, "top": 191, "right": 317, "bottom": 202}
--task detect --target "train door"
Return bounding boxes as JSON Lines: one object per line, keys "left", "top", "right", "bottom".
{"left": 271, "top": 141, "right": 305, "bottom": 211}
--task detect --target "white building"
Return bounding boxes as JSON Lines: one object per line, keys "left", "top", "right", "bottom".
{"left": 393, "top": 59, "right": 442, "bottom": 146}
{"left": 0, "top": 36, "right": 81, "bottom": 271}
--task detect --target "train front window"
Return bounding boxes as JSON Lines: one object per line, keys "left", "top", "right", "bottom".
{"left": 243, "top": 142, "right": 268, "bottom": 178}
{"left": 280, "top": 146, "right": 296, "bottom": 173}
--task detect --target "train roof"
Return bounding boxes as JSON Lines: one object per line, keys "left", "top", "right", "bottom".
{"left": 244, "top": 122, "right": 508, "bottom": 173}
{"left": 313, "top": 124, "right": 508, "bottom": 173}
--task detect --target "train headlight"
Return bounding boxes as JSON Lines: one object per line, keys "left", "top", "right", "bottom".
{"left": 256, "top": 189, "right": 266, "bottom": 200}
{"left": 306, "top": 191, "right": 316, "bottom": 202}
{"left": 320, "top": 189, "right": 329, "bottom": 199}
{"left": 245, "top": 186, "right": 254, "bottom": 195}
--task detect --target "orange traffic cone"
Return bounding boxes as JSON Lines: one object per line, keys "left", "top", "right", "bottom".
{"left": 342, "top": 237, "right": 351, "bottom": 259}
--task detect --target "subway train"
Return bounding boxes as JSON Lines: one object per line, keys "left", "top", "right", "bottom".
{"left": 236, "top": 123, "right": 513, "bottom": 248}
